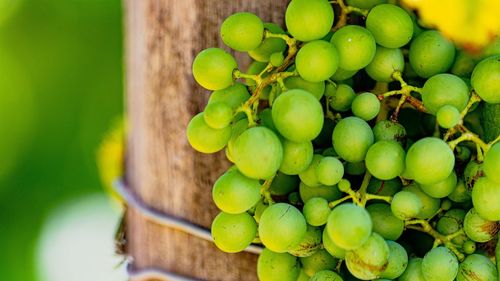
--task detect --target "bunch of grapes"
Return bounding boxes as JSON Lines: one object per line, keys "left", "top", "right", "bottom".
{"left": 186, "top": 0, "right": 500, "bottom": 280}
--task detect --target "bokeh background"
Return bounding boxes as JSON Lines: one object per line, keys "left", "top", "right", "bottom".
{"left": 0, "top": 0, "right": 125, "bottom": 280}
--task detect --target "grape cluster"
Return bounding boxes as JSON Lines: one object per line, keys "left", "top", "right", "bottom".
{"left": 187, "top": 0, "right": 500, "bottom": 280}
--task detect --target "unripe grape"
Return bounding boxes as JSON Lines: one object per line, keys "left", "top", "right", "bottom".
{"left": 204, "top": 102, "right": 233, "bottom": 129}
{"left": 366, "top": 4, "right": 413, "bottom": 48}
{"left": 285, "top": 0, "right": 334, "bottom": 42}
{"left": 330, "top": 25, "right": 376, "bottom": 71}
{"left": 471, "top": 55, "right": 500, "bottom": 104}
{"left": 192, "top": 48, "right": 237, "bottom": 90}
{"left": 351, "top": 92, "right": 380, "bottom": 121}
{"left": 221, "top": 12, "right": 264, "bottom": 51}
{"left": 437, "top": 105, "right": 461, "bottom": 128}
{"left": 296, "top": 40, "right": 339, "bottom": 82}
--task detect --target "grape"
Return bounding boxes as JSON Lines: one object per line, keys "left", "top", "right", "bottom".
{"left": 464, "top": 160, "right": 484, "bottom": 191}
{"left": 462, "top": 240, "right": 476, "bottom": 255}
{"left": 329, "top": 83, "right": 356, "bottom": 112}
{"left": 345, "top": 161, "right": 366, "bottom": 176}
{"left": 203, "top": 102, "right": 233, "bottom": 129}
{"left": 457, "top": 254, "right": 498, "bottom": 281}
{"left": 473, "top": 177, "right": 500, "bottom": 222}
{"left": 272, "top": 89, "right": 324, "bottom": 142}
{"left": 221, "top": 12, "right": 263, "bottom": 51}
{"left": 405, "top": 183, "right": 441, "bottom": 219}
{"left": 331, "top": 67, "right": 358, "bottom": 81}
{"left": 332, "top": 117, "right": 374, "bottom": 162}
{"left": 299, "top": 154, "right": 324, "bottom": 187}
{"left": 270, "top": 52, "right": 284, "bottom": 67}
{"left": 212, "top": 169, "right": 261, "bottom": 214}
{"left": 365, "top": 46, "right": 405, "bottom": 82}
{"left": 285, "top": 0, "right": 334, "bottom": 42}
{"left": 303, "top": 197, "right": 331, "bottom": 226}
{"left": 296, "top": 40, "right": 339, "bottom": 82}
{"left": 463, "top": 208, "right": 499, "bottom": 243}
{"left": 437, "top": 105, "right": 461, "bottom": 129}
{"left": 405, "top": 137, "right": 455, "bottom": 185}
{"left": 296, "top": 270, "right": 310, "bottom": 281}
{"left": 186, "top": 112, "right": 232, "bottom": 153}
{"left": 310, "top": 270, "right": 343, "bottom": 281}
{"left": 409, "top": 30, "right": 455, "bottom": 78}
{"left": 192, "top": 48, "right": 237, "bottom": 90}
{"left": 483, "top": 143, "right": 500, "bottom": 185}
{"left": 421, "top": 246, "right": 458, "bottom": 281}
{"left": 280, "top": 139, "right": 314, "bottom": 175}
{"left": 233, "top": 126, "right": 283, "bottom": 179}
{"left": 253, "top": 200, "right": 268, "bottom": 223}
{"left": 301, "top": 249, "right": 338, "bottom": 277}
{"left": 257, "top": 248, "right": 300, "bottom": 281}
{"left": 391, "top": 190, "right": 422, "bottom": 220}
{"left": 288, "top": 191, "right": 301, "bottom": 205}
{"left": 421, "top": 73, "right": 470, "bottom": 114}
{"left": 259, "top": 203, "right": 307, "bottom": 252}
{"left": 322, "top": 228, "right": 346, "bottom": 259}
{"left": 269, "top": 172, "right": 299, "bottom": 195}
{"left": 226, "top": 118, "right": 249, "bottom": 162}
{"left": 448, "top": 179, "right": 471, "bottom": 203}
{"left": 366, "top": 4, "right": 413, "bottom": 48}
{"left": 288, "top": 225, "right": 322, "bottom": 257}
{"left": 365, "top": 140, "right": 406, "bottom": 180}
{"left": 372, "top": 120, "right": 407, "bottom": 145}
{"left": 330, "top": 25, "right": 376, "bottom": 71}
{"left": 337, "top": 179, "right": 351, "bottom": 192}
{"left": 398, "top": 258, "right": 425, "bottom": 281}
{"left": 299, "top": 181, "right": 343, "bottom": 202}
{"left": 208, "top": 82, "right": 250, "bottom": 109}
{"left": 451, "top": 50, "right": 477, "bottom": 77}
{"left": 366, "top": 203, "right": 404, "bottom": 240}
{"left": 316, "top": 156, "right": 344, "bottom": 186}
{"left": 471, "top": 55, "right": 500, "bottom": 104}
{"left": 326, "top": 203, "right": 372, "bottom": 250}
{"left": 346, "top": 0, "right": 387, "bottom": 9}
{"left": 284, "top": 76, "right": 325, "bottom": 100}
{"left": 379, "top": 241, "right": 408, "bottom": 279}
{"left": 345, "top": 232, "right": 390, "bottom": 280}
{"left": 351, "top": 92, "right": 381, "bottom": 121}
{"left": 248, "top": 23, "right": 286, "bottom": 62}
{"left": 367, "top": 178, "right": 402, "bottom": 198}
{"left": 211, "top": 212, "right": 257, "bottom": 253}
{"left": 436, "top": 209, "right": 467, "bottom": 245}
{"left": 420, "top": 171, "right": 457, "bottom": 199}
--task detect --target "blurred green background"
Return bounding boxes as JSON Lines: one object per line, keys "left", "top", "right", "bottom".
{"left": 0, "top": 0, "right": 123, "bottom": 280}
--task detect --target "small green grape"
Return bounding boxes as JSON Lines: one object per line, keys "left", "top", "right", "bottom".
{"left": 192, "top": 48, "right": 237, "bottom": 90}
{"left": 285, "top": 0, "right": 334, "bottom": 42}
{"left": 203, "top": 102, "right": 233, "bottom": 129}
{"left": 351, "top": 92, "right": 381, "bottom": 121}
{"left": 337, "top": 179, "right": 351, "bottom": 193}
{"left": 421, "top": 73, "right": 470, "bottom": 115}
{"left": 186, "top": 112, "right": 231, "bottom": 153}
{"left": 365, "top": 46, "right": 405, "bottom": 82}
{"left": 280, "top": 139, "right": 314, "bottom": 175}
{"left": 391, "top": 190, "right": 422, "bottom": 220}
{"left": 366, "top": 203, "right": 404, "bottom": 240}
{"left": 330, "top": 25, "right": 376, "bottom": 71}
{"left": 303, "top": 197, "right": 331, "bottom": 226}
{"left": 332, "top": 116, "right": 374, "bottom": 162}
{"left": 296, "top": 40, "right": 339, "bottom": 82}
{"left": 437, "top": 105, "right": 461, "bottom": 129}
{"left": 421, "top": 247, "right": 458, "bottom": 281}
{"left": 221, "top": 12, "right": 263, "bottom": 51}
{"left": 326, "top": 203, "right": 372, "bottom": 250}
{"left": 471, "top": 55, "right": 500, "bottom": 104}
{"left": 270, "top": 52, "right": 284, "bottom": 67}
{"left": 462, "top": 240, "right": 476, "bottom": 255}
{"left": 365, "top": 140, "right": 406, "bottom": 180}
{"left": 211, "top": 212, "right": 257, "bottom": 253}
{"left": 366, "top": 4, "right": 413, "bottom": 48}
{"left": 300, "top": 249, "right": 338, "bottom": 277}
{"left": 212, "top": 168, "right": 261, "bottom": 214}
{"left": 372, "top": 120, "right": 407, "bottom": 145}
{"left": 288, "top": 225, "right": 322, "bottom": 257}
{"left": 316, "top": 156, "right": 344, "bottom": 186}
{"left": 329, "top": 84, "right": 356, "bottom": 112}
{"left": 208, "top": 82, "right": 250, "bottom": 109}
{"left": 257, "top": 249, "right": 300, "bottom": 281}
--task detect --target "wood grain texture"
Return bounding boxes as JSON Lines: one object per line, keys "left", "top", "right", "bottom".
{"left": 125, "top": 0, "right": 288, "bottom": 280}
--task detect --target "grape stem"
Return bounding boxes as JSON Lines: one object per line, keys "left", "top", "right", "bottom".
{"left": 328, "top": 195, "right": 353, "bottom": 209}
{"left": 332, "top": 0, "right": 369, "bottom": 31}
{"left": 264, "top": 30, "right": 298, "bottom": 72}
{"left": 260, "top": 176, "right": 275, "bottom": 205}
{"left": 447, "top": 124, "right": 489, "bottom": 153}
{"left": 358, "top": 172, "right": 372, "bottom": 207}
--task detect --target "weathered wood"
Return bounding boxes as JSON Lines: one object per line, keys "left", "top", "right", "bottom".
{"left": 125, "top": 1, "right": 288, "bottom": 280}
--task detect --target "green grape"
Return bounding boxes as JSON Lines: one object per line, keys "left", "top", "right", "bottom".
{"left": 221, "top": 12, "right": 263, "bottom": 51}
{"left": 208, "top": 82, "right": 250, "bottom": 109}
{"left": 329, "top": 84, "right": 356, "bottom": 112}
{"left": 399, "top": 258, "right": 425, "bottom": 281}
{"left": 421, "top": 246, "right": 458, "bottom": 281}
{"left": 270, "top": 52, "right": 284, "bottom": 67}
{"left": 367, "top": 178, "right": 402, "bottom": 197}
{"left": 258, "top": 108, "right": 279, "bottom": 135}
{"left": 462, "top": 240, "right": 476, "bottom": 255}
{"left": 296, "top": 270, "right": 310, "bottom": 281}
{"left": 457, "top": 254, "right": 498, "bottom": 281}
{"left": 409, "top": 30, "right": 456, "bottom": 78}
{"left": 303, "top": 197, "right": 331, "bottom": 226}
{"left": 346, "top": 0, "right": 386, "bottom": 9}
{"left": 299, "top": 154, "right": 324, "bottom": 187}
{"left": 288, "top": 225, "right": 322, "bottom": 257}
{"left": 257, "top": 248, "right": 300, "bottom": 281}
{"left": 380, "top": 241, "right": 408, "bottom": 279}
{"left": 296, "top": 40, "right": 339, "bottom": 82}
{"left": 345, "top": 232, "right": 389, "bottom": 280}
{"left": 366, "top": 140, "right": 406, "bottom": 180}
{"left": 322, "top": 228, "right": 346, "bottom": 259}
{"left": 448, "top": 178, "right": 471, "bottom": 203}
{"left": 299, "top": 181, "right": 342, "bottom": 202}
{"left": 351, "top": 92, "right": 380, "bottom": 121}
{"left": 372, "top": 120, "right": 407, "bottom": 146}
{"left": 211, "top": 212, "right": 257, "bottom": 253}
{"left": 248, "top": 23, "right": 286, "bottom": 62}
{"left": 270, "top": 172, "right": 299, "bottom": 195}
{"left": 337, "top": 179, "right": 351, "bottom": 193}
{"left": 300, "top": 249, "right": 338, "bottom": 277}
{"left": 473, "top": 177, "right": 500, "bottom": 222}
{"left": 331, "top": 67, "right": 358, "bottom": 81}
{"left": 451, "top": 50, "right": 477, "bottom": 77}
{"left": 316, "top": 156, "right": 344, "bottom": 186}
{"left": 405, "top": 183, "right": 441, "bottom": 219}
{"left": 253, "top": 200, "right": 268, "bottom": 223}
{"left": 332, "top": 117, "right": 374, "bottom": 162}
{"left": 187, "top": 112, "right": 232, "bottom": 153}
{"left": 436, "top": 209, "right": 467, "bottom": 245}
{"left": 272, "top": 89, "right": 324, "bottom": 142}
{"left": 441, "top": 199, "right": 452, "bottom": 211}
{"left": 437, "top": 105, "right": 461, "bottom": 129}
{"left": 259, "top": 203, "right": 307, "bottom": 252}
{"left": 471, "top": 55, "right": 500, "bottom": 104}
{"left": 366, "top": 4, "right": 413, "bottom": 48}
{"left": 421, "top": 73, "right": 470, "bottom": 114}
{"left": 345, "top": 161, "right": 366, "bottom": 176}
{"left": 226, "top": 118, "right": 249, "bottom": 162}
{"left": 464, "top": 208, "right": 499, "bottom": 243}
{"left": 285, "top": 0, "right": 334, "bottom": 42}
{"left": 391, "top": 190, "right": 422, "bottom": 220}
{"left": 484, "top": 143, "right": 500, "bottom": 185}
{"left": 310, "top": 270, "right": 343, "bottom": 281}
{"left": 284, "top": 76, "right": 326, "bottom": 100}
{"left": 464, "top": 160, "right": 484, "bottom": 191}
{"left": 233, "top": 126, "right": 283, "bottom": 179}
{"left": 280, "top": 139, "right": 314, "bottom": 175}
{"left": 192, "top": 48, "right": 237, "bottom": 90}
{"left": 326, "top": 203, "right": 372, "bottom": 250}
{"left": 455, "top": 145, "right": 472, "bottom": 163}
{"left": 203, "top": 102, "right": 233, "bottom": 129}
{"left": 365, "top": 46, "right": 405, "bottom": 82}
{"left": 420, "top": 171, "right": 457, "bottom": 199}
{"left": 330, "top": 25, "right": 376, "bottom": 71}
{"left": 288, "top": 191, "right": 301, "bottom": 205}
{"left": 405, "top": 137, "right": 455, "bottom": 185}
{"left": 366, "top": 203, "right": 404, "bottom": 240}
{"left": 212, "top": 168, "right": 261, "bottom": 214}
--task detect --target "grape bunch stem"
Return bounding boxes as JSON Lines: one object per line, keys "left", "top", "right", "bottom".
{"left": 332, "top": 0, "right": 369, "bottom": 31}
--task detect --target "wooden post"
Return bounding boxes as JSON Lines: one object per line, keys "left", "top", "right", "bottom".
{"left": 124, "top": 1, "right": 288, "bottom": 280}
